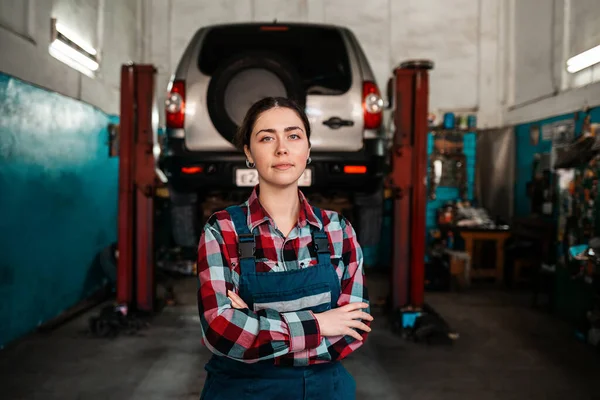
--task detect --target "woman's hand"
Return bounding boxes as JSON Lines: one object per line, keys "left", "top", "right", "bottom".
{"left": 314, "top": 303, "right": 373, "bottom": 341}
{"left": 228, "top": 290, "right": 249, "bottom": 309}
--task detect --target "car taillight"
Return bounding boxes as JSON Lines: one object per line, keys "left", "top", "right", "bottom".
{"left": 181, "top": 166, "right": 203, "bottom": 174}
{"left": 166, "top": 80, "right": 185, "bottom": 129}
{"left": 344, "top": 165, "right": 367, "bottom": 174}
{"left": 363, "top": 81, "right": 383, "bottom": 130}
{"left": 260, "top": 26, "right": 289, "bottom": 31}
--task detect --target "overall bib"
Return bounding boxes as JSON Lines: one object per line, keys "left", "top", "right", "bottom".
{"left": 200, "top": 205, "right": 356, "bottom": 400}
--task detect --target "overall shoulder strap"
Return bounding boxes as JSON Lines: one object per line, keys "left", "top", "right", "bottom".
{"left": 311, "top": 206, "right": 331, "bottom": 265}
{"left": 225, "top": 205, "right": 256, "bottom": 273}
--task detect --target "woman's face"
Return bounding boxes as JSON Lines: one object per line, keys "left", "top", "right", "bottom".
{"left": 244, "top": 107, "right": 310, "bottom": 189}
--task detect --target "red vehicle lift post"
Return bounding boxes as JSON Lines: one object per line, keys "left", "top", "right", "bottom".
{"left": 117, "top": 64, "right": 158, "bottom": 313}
{"left": 387, "top": 60, "right": 455, "bottom": 343}
{"left": 389, "top": 60, "right": 432, "bottom": 310}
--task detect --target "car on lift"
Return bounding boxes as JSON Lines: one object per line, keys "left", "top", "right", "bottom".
{"left": 161, "top": 22, "right": 387, "bottom": 248}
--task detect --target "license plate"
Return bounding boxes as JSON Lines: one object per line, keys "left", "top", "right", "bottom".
{"left": 235, "top": 169, "right": 312, "bottom": 187}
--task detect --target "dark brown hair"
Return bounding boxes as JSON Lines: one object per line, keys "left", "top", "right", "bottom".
{"left": 234, "top": 97, "right": 311, "bottom": 151}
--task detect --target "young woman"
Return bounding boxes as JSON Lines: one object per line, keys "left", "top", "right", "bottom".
{"left": 197, "top": 97, "right": 373, "bottom": 400}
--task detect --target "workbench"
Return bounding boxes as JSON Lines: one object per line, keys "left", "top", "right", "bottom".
{"left": 458, "top": 228, "right": 512, "bottom": 284}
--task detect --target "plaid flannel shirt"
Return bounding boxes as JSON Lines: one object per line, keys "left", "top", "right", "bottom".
{"left": 197, "top": 186, "right": 370, "bottom": 366}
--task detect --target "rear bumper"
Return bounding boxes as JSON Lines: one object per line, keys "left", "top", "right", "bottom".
{"left": 160, "top": 138, "right": 387, "bottom": 193}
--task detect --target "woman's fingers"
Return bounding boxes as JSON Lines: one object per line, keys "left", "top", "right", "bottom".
{"left": 227, "top": 290, "right": 240, "bottom": 300}
{"left": 231, "top": 299, "right": 245, "bottom": 309}
{"left": 347, "top": 319, "right": 372, "bottom": 333}
{"left": 230, "top": 298, "right": 244, "bottom": 309}
{"left": 340, "top": 302, "right": 369, "bottom": 312}
{"left": 227, "top": 290, "right": 242, "bottom": 303}
{"left": 227, "top": 290, "right": 248, "bottom": 309}
{"left": 349, "top": 311, "right": 374, "bottom": 321}
{"left": 344, "top": 328, "right": 364, "bottom": 341}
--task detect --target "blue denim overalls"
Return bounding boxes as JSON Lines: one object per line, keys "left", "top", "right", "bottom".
{"left": 199, "top": 205, "right": 356, "bottom": 400}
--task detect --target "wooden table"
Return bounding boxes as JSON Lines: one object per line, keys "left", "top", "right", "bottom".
{"left": 459, "top": 229, "right": 512, "bottom": 284}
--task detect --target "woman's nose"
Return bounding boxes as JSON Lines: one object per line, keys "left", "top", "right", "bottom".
{"left": 275, "top": 144, "right": 289, "bottom": 156}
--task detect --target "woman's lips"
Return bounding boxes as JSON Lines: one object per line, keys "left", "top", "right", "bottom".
{"left": 273, "top": 163, "right": 294, "bottom": 170}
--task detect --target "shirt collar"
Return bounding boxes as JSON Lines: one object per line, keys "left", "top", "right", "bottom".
{"left": 245, "top": 185, "right": 322, "bottom": 231}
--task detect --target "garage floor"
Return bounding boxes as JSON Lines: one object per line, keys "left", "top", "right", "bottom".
{"left": 1, "top": 270, "right": 598, "bottom": 400}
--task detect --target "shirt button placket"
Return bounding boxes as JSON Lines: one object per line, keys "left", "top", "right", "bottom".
{"left": 284, "top": 240, "right": 296, "bottom": 271}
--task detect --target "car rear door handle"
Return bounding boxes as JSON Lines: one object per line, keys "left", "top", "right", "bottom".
{"left": 323, "top": 117, "right": 354, "bottom": 129}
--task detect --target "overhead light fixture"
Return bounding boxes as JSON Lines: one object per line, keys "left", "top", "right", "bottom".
{"left": 566, "top": 44, "right": 600, "bottom": 74}
{"left": 49, "top": 18, "right": 99, "bottom": 77}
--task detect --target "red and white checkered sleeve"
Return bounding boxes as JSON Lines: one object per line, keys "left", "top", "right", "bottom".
{"left": 325, "top": 213, "right": 371, "bottom": 360}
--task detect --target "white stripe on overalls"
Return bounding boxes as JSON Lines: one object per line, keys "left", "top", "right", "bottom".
{"left": 253, "top": 292, "right": 332, "bottom": 313}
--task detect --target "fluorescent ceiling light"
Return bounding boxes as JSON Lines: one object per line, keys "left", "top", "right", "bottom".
{"left": 55, "top": 22, "right": 97, "bottom": 56}
{"left": 567, "top": 44, "right": 600, "bottom": 73}
{"left": 49, "top": 41, "right": 98, "bottom": 77}
{"left": 49, "top": 19, "right": 99, "bottom": 77}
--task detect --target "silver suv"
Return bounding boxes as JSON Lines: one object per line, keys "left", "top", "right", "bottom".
{"left": 161, "top": 22, "right": 386, "bottom": 246}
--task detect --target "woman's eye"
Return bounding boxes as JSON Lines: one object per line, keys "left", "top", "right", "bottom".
{"left": 289, "top": 133, "right": 300, "bottom": 139}
{"left": 260, "top": 136, "right": 273, "bottom": 142}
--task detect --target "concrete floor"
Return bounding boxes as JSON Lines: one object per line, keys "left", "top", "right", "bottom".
{"left": 1, "top": 270, "right": 599, "bottom": 400}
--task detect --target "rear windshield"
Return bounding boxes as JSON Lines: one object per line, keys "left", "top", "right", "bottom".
{"left": 198, "top": 25, "right": 352, "bottom": 95}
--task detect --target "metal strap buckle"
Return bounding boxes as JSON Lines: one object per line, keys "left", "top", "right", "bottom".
{"left": 238, "top": 234, "right": 255, "bottom": 259}
{"left": 314, "top": 236, "right": 330, "bottom": 253}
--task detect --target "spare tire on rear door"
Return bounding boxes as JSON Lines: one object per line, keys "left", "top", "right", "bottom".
{"left": 206, "top": 51, "right": 306, "bottom": 143}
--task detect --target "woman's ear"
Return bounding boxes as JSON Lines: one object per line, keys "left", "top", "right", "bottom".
{"left": 244, "top": 145, "right": 254, "bottom": 164}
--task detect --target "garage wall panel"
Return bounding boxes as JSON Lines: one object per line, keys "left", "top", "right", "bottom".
{"left": 306, "top": 0, "right": 325, "bottom": 22}
{"left": 253, "top": 0, "right": 308, "bottom": 23}
{"left": 0, "top": 0, "right": 142, "bottom": 115}
{"left": 0, "top": 0, "right": 30, "bottom": 38}
{"left": 569, "top": 0, "right": 600, "bottom": 58}
{"left": 391, "top": 0, "right": 480, "bottom": 112}
{"left": 100, "top": 0, "right": 140, "bottom": 89}
{"left": 512, "top": 0, "right": 556, "bottom": 108}
{"left": 146, "top": 0, "right": 171, "bottom": 112}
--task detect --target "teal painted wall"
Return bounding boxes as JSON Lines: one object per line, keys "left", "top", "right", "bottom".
{"left": 0, "top": 73, "right": 119, "bottom": 348}
{"left": 426, "top": 132, "right": 477, "bottom": 232}
{"left": 514, "top": 107, "right": 600, "bottom": 217}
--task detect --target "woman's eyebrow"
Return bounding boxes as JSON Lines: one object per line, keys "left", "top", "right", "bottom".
{"left": 255, "top": 128, "right": 275, "bottom": 135}
{"left": 284, "top": 126, "right": 304, "bottom": 132}
{"left": 255, "top": 126, "right": 304, "bottom": 135}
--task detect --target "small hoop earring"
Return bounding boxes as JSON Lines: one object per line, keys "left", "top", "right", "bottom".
{"left": 307, "top": 157, "right": 312, "bottom": 165}
{"left": 245, "top": 160, "right": 255, "bottom": 168}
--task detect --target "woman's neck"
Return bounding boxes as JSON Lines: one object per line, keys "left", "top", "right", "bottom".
{"left": 258, "top": 183, "right": 300, "bottom": 237}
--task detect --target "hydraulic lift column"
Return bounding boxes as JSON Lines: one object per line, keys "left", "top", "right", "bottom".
{"left": 117, "top": 64, "right": 158, "bottom": 313}
{"left": 389, "top": 60, "right": 433, "bottom": 310}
